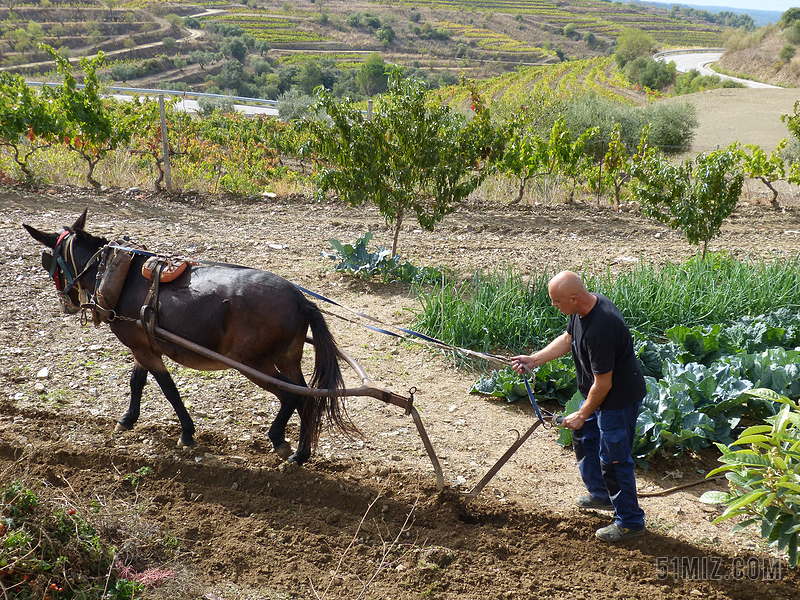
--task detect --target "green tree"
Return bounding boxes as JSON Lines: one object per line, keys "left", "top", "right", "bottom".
{"left": 295, "top": 60, "right": 322, "bottom": 95}
{"left": 587, "top": 123, "right": 632, "bottom": 209}
{"left": 0, "top": 72, "right": 65, "bottom": 181}
{"left": 221, "top": 37, "right": 247, "bottom": 62}
{"left": 549, "top": 119, "right": 597, "bottom": 204}
{"left": 741, "top": 141, "right": 788, "bottom": 209}
{"left": 303, "top": 68, "right": 503, "bottom": 255}
{"left": 781, "top": 6, "right": 800, "bottom": 26}
{"left": 630, "top": 143, "right": 744, "bottom": 259}
{"left": 44, "top": 45, "right": 140, "bottom": 189}
{"left": 614, "top": 27, "right": 656, "bottom": 67}
{"left": 780, "top": 43, "right": 796, "bottom": 62}
{"left": 377, "top": 24, "right": 395, "bottom": 44}
{"left": 355, "top": 52, "right": 388, "bottom": 96}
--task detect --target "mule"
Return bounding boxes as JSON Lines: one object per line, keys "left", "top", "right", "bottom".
{"left": 24, "top": 209, "right": 357, "bottom": 465}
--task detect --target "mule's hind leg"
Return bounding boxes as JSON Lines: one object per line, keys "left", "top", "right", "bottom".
{"left": 268, "top": 388, "right": 299, "bottom": 460}
{"left": 290, "top": 396, "right": 316, "bottom": 466}
{"left": 116, "top": 362, "right": 147, "bottom": 433}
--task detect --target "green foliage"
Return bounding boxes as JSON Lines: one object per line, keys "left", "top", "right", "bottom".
{"left": 469, "top": 309, "right": 800, "bottom": 462}
{"left": 415, "top": 256, "right": 800, "bottom": 355}
{"left": 591, "top": 123, "right": 630, "bottom": 207}
{"left": 0, "top": 479, "right": 153, "bottom": 599}
{"left": 303, "top": 67, "right": 503, "bottom": 256}
{"left": 701, "top": 390, "right": 800, "bottom": 567}
{"left": 498, "top": 114, "right": 596, "bottom": 204}
{"left": 44, "top": 44, "right": 140, "bottom": 189}
{"left": 741, "top": 140, "right": 789, "bottom": 209}
{"left": 630, "top": 142, "right": 744, "bottom": 259}
{"left": 323, "top": 232, "right": 445, "bottom": 284}
{"left": 780, "top": 43, "right": 797, "bottom": 62}
{"left": 674, "top": 69, "right": 745, "bottom": 95}
{"left": 470, "top": 359, "right": 576, "bottom": 405}
{"left": 623, "top": 57, "right": 676, "bottom": 90}
{"left": 560, "top": 94, "right": 697, "bottom": 156}
{"left": 614, "top": 27, "right": 656, "bottom": 67}
{"left": 0, "top": 72, "right": 64, "bottom": 181}
{"left": 355, "top": 52, "right": 388, "bottom": 96}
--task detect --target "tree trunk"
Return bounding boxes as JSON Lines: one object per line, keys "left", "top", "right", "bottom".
{"left": 760, "top": 177, "right": 780, "bottom": 210}
{"left": 391, "top": 206, "right": 404, "bottom": 257}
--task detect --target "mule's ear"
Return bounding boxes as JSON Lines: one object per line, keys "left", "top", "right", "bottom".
{"left": 72, "top": 208, "right": 88, "bottom": 231}
{"left": 23, "top": 224, "right": 59, "bottom": 248}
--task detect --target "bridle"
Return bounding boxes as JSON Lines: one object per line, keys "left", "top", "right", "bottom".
{"left": 46, "top": 230, "right": 102, "bottom": 312}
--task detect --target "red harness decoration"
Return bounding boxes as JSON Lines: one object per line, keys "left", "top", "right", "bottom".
{"left": 51, "top": 230, "right": 71, "bottom": 291}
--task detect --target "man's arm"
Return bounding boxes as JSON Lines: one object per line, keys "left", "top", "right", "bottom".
{"left": 511, "top": 331, "right": 572, "bottom": 374}
{"left": 563, "top": 370, "right": 613, "bottom": 430}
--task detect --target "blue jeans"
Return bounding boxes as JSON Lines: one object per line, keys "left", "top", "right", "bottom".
{"left": 572, "top": 401, "right": 645, "bottom": 530}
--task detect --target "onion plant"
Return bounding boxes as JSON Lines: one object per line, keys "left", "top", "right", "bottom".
{"left": 413, "top": 253, "right": 800, "bottom": 353}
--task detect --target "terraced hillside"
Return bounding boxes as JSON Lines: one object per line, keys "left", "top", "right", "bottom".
{"left": 0, "top": 0, "right": 731, "bottom": 91}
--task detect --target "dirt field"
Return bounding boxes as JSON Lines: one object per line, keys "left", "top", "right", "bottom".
{"left": 2, "top": 177, "right": 800, "bottom": 600}
{"left": 662, "top": 87, "right": 799, "bottom": 156}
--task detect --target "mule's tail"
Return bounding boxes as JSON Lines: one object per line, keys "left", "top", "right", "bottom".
{"left": 301, "top": 298, "right": 361, "bottom": 445}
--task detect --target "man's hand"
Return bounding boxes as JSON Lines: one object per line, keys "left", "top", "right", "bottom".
{"left": 562, "top": 411, "right": 587, "bottom": 430}
{"left": 510, "top": 354, "right": 535, "bottom": 375}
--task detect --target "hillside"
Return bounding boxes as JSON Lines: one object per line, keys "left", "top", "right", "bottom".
{"left": 718, "top": 25, "right": 800, "bottom": 88}
{"left": 0, "top": 0, "right": 732, "bottom": 92}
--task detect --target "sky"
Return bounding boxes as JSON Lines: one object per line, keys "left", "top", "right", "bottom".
{"left": 656, "top": 0, "right": 795, "bottom": 12}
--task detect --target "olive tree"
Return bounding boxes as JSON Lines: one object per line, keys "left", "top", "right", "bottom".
{"left": 302, "top": 67, "right": 503, "bottom": 256}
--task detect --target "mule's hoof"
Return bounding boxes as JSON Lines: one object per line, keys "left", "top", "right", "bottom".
{"left": 115, "top": 422, "right": 132, "bottom": 433}
{"left": 177, "top": 435, "right": 195, "bottom": 448}
{"left": 288, "top": 452, "right": 308, "bottom": 466}
{"left": 274, "top": 443, "right": 292, "bottom": 460}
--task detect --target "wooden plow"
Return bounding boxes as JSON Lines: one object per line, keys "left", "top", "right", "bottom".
{"left": 139, "top": 321, "right": 556, "bottom": 504}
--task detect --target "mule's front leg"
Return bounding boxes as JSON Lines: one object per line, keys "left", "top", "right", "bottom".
{"left": 116, "top": 363, "right": 147, "bottom": 433}
{"left": 151, "top": 370, "right": 196, "bottom": 447}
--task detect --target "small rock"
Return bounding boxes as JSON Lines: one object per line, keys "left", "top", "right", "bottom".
{"left": 34, "top": 382, "right": 46, "bottom": 393}
{"left": 36, "top": 367, "right": 49, "bottom": 379}
{"left": 232, "top": 482, "right": 239, "bottom": 491}
{"left": 88, "top": 388, "right": 98, "bottom": 397}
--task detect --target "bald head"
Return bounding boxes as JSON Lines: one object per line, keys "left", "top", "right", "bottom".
{"left": 548, "top": 271, "right": 596, "bottom": 317}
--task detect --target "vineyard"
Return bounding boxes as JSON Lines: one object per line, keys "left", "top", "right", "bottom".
{"left": 4, "top": 6, "right": 800, "bottom": 598}
{"left": 0, "top": 0, "right": 737, "bottom": 92}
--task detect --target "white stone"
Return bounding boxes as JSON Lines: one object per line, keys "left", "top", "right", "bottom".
{"left": 36, "top": 367, "right": 49, "bottom": 379}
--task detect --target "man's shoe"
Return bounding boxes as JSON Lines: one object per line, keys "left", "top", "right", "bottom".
{"left": 595, "top": 523, "right": 645, "bottom": 542}
{"left": 575, "top": 495, "right": 614, "bottom": 511}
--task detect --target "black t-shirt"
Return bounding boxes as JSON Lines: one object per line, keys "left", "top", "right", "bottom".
{"left": 566, "top": 293, "right": 646, "bottom": 410}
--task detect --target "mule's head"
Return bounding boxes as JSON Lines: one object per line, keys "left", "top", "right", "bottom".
{"left": 24, "top": 209, "right": 108, "bottom": 315}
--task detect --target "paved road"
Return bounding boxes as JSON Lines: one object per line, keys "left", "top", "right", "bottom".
{"left": 656, "top": 51, "right": 781, "bottom": 89}
{"left": 109, "top": 93, "right": 279, "bottom": 116}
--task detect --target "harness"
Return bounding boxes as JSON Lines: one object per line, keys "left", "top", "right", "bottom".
{"left": 47, "top": 231, "right": 98, "bottom": 312}
{"left": 49, "top": 231, "right": 78, "bottom": 293}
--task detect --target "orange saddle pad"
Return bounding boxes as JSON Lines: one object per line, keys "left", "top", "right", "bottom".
{"left": 141, "top": 256, "right": 190, "bottom": 283}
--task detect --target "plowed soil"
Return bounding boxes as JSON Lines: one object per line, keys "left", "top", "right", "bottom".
{"left": 2, "top": 184, "right": 800, "bottom": 599}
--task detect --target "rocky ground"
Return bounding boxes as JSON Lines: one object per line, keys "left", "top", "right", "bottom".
{"left": 2, "top": 183, "right": 800, "bottom": 599}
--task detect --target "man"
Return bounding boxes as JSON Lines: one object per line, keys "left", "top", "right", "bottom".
{"left": 511, "top": 270, "right": 646, "bottom": 542}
